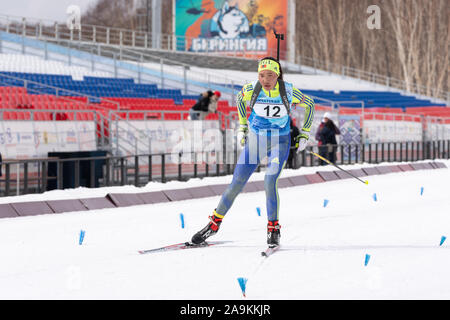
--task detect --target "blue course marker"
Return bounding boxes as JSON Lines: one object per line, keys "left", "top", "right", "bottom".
{"left": 79, "top": 230, "right": 85, "bottom": 245}
{"left": 440, "top": 236, "right": 446, "bottom": 246}
{"left": 237, "top": 277, "right": 248, "bottom": 297}
{"left": 420, "top": 187, "right": 424, "bottom": 196}
{"left": 256, "top": 207, "right": 261, "bottom": 216}
{"left": 372, "top": 193, "right": 377, "bottom": 202}
{"left": 323, "top": 199, "right": 329, "bottom": 208}
{"left": 364, "top": 254, "right": 371, "bottom": 266}
{"left": 180, "top": 213, "right": 185, "bottom": 229}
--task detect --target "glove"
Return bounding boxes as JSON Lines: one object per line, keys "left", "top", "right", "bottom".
{"left": 295, "top": 129, "right": 310, "bottom": 153}
{"left": 237, "top": 124, "right": 248, "bottom": 148}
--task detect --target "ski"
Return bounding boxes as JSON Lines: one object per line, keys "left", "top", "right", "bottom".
{"left": 261, "top": 245, "right": 280, "bottom": 257}
{"left": 138, "top": 240, "right": 231, "bottom": 255}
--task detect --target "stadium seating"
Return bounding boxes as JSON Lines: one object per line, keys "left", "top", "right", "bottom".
{"left": 1, "top": 70, "right": 447, "bottom": 128}
{"left": 2, "top": 71, "right": 445, "bottom": 110}
{"left": 0, "top": 53, "right": 445, "bottom": 114}
{"left": 300, "top": 89, "right": 446, "bottom": 110}
{"left": 0, "top": 71, "right": 236, "bottom": 113}
{"left": 0, "top": 72, "right": 195, "bottom": 105}
{"left": 0, "top": 74, "right": 234, "bottom": 133}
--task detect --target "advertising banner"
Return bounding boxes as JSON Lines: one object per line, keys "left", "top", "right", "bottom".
{"left": 175, "top": 0, "right": 288, "bottom": 58}
{"left": 113, "top": 120, "right": 223, "bottom": 164}
{"left": 364, "top": 120, "right": 422, "bottom": 143}
{"left": 426, "top": 121, "right": 450, "bottom": 141}
{"left": 0, "top": 121, "right": 96, "bottom": 159}
{"left": 339, "top": 115, "right": 361, "bottom": 161}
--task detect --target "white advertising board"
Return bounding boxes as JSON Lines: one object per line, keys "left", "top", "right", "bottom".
{"left": 364, "top": 120, "right": 422, "bottom": 142}
{"left": 112, "top": 120, "right": 223, "bottom": 156}
{"left": 0, "top": 121, "right": 97, "bottom": 159}
{"left": 427, "top": 123, "right": 450, "bottom": 141}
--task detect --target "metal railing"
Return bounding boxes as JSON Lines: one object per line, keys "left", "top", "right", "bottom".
{"left": 0, "top": 28, "right": 242, "bottom": 156}
{"left": 52, "top": 39, "right": 241, "bottom": 103}
{"left": 0, "top": 80, "right": 239, "bottom": 163}
{"left": 297, "top": 140, "right": 449, "bottom": 168}
{"left": 0, "top": 14, "right": 280, "bottom": 60}
{"left": 0, "top": 72, "right": 152, "bottom": 157}
{"left": 0, "top": 72, "right": 117, "bottom": 146}
{"left": 0, "top": 70, "right": 236, "bottom": 157}
{"left": 0, "top": 16, "right": 242, "bottom": 103}
{"left": 0, "top": 139, "right": 448, "bottom": 197}
{"left": 296, "top": 56, "right": 449, "bottom": 103}
{"left": 1, "top": 13, "right": 448, "bottom": 103}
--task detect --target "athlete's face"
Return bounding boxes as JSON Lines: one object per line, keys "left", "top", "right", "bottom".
{"left": 258, "top": 70, "right": 278, "bottom": 91}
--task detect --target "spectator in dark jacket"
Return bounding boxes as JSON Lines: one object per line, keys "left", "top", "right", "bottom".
{"left": 189, "top": 90, "right": 221, "bottom": 120}
{"left": 315, "top": 112, "right": 340, "bottom": 165}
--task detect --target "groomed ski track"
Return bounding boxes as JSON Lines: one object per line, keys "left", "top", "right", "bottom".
{"left": 0, "top": 161, "right": 449, "bottom": 299}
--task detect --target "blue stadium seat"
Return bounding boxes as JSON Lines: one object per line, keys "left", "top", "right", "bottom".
{"left": 298, "top": 88, "right": 445, "bottom": 108}
{"left": 0, "top": 71, "right": 445, "bottom": 108}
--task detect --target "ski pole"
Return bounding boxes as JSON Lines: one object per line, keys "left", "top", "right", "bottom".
{"left": 306, "top": 150, "right": 369, "bottom": 185}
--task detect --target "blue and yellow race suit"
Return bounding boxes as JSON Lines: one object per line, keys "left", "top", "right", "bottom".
{"left": 215, "top": 80, "right": 315, "bottom": 221}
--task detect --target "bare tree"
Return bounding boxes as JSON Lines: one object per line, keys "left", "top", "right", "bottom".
{"left": 82, "top": 0, "right": 139, "bottom": 29}
{"left": 295, "top": 0, "right": 448, "bottom": 96}
{"left": 79, "top": 0, "right": 447, "bottom": 96}
{"left": 81, "top": 0, "right": 173, "bottom": 34}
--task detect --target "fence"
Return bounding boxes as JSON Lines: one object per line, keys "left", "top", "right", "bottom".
{"left": 296, "top": 140, "right": 450, "bottom": 168}
{"left": 1, "top": 13, "right": 448, "bottom": 103}
{"left": 0, "top": 139, "right": 448, "bottom": 197}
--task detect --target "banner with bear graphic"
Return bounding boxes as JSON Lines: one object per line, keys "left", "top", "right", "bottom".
{"left": 175, "top": 0, "right": 288, "bottom": 59}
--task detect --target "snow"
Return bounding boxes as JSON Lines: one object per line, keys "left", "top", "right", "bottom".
{"left": 0, "top": 160, "right": 449, "bottom": 299}
{"left": 197, "top": 67, "right": 391, "bottom": 92}
{"left": 0, "top": 160, "right": 384, "bottom": 204}
{"left": 0, "top": 53, "right": 111, "bottom": 80}
{"left": 141, "top": 61, "right": 390, "bottom": 93}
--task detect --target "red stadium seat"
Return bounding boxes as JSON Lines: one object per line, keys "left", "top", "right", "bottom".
{"left": 145, "top": 112, "right": 161, "bottom": 120}
{"left": 205, "top": 113, "right": 219, "bottom": 120}
{"left": 34, "top": 112, "right": 52, "bottom": 121}
{"left": 129, "top": 113, "right": 144, "bottom": 120}
{"left": 55, "top": 112, "right": 68, "bottom": 121}
{"left": 16, "top": 111, "right": 31, "bottom": 120}
{"left": 66, "top": 112, "right": 75, "bottom": 120}
{"left": 163, "top": 113, "right": 181, "bottom": 120}
{"left": 3, "top": 111, "right": 14, "bottom": 120}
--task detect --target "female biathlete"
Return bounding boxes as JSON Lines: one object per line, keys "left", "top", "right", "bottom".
{"left": 191, "top": 57, "right": 315, "bottom": 247}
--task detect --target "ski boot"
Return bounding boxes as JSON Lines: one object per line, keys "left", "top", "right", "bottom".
{"left": 267, "top": 220, "right": 281, "bottom": 248}
{"left": 191, "top": 210, "right": 223, "bottom": 245}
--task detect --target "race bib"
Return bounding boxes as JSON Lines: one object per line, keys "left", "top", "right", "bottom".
{"left": 253, "top": 103, "right": 288, "bottom": 119}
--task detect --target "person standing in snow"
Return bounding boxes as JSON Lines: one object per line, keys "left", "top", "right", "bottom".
{"left": 315, "top": 112, "right": 340, "bottom": 164}
{"left": 191, "top": 57, "right": 315, "bottom": 247}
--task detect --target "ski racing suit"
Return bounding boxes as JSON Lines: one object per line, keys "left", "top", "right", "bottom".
{"left": 215, "top": 80, "right": 315, "bottom": 221}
